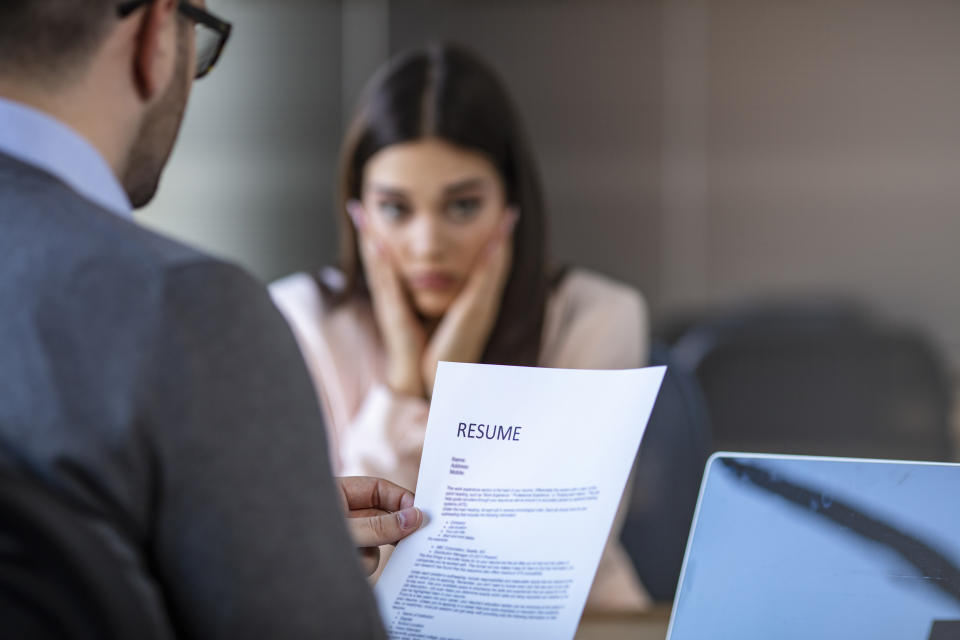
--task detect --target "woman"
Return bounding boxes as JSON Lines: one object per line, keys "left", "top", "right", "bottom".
{"left": 270, "top": 43, "right": 651, "bottom": 611}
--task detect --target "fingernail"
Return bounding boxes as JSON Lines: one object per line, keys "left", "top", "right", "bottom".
{"left": 482, "top": 239, "right": 497, "bottom": 261}
{"left": 503, "top": 208, "right": 519, "bottom": 234}
{"left": 346, "top": 200, "right": 365, "bottom": 231}
{"left": 397, "top": 507, "right": 420, "bottom": 530}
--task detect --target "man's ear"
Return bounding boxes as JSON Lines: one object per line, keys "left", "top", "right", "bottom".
{"left": 133, "top": 0, "right": 179, "bottom": 101}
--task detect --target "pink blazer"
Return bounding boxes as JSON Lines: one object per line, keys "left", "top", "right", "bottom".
{"left": 270, "top": 268, "right": 652, "bottom": 611}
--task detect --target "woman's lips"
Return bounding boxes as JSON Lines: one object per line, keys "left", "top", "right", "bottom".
{"left": 409, "top": 272, "right": 458, "bottom": 291}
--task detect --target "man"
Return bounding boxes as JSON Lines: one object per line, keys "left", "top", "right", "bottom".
{"left": 0, "top": 1, "right": 420, "bottom": 636}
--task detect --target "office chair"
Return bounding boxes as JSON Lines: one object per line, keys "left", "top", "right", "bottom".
{"left": 671, "top": 305, "right": 953, "bottom": 461}
{"left": 621, "top": 342, "right": 713, "bottom": 601}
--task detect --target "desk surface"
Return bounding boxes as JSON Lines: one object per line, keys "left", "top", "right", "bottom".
{"left": 575, "top": 607, "right": 671, "bottom": 640}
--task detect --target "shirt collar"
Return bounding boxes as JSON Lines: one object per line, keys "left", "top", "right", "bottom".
{"left": 0, "top": 96, "right": 133, "bottom": 217}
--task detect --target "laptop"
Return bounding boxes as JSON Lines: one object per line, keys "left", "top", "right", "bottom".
{"left": 667, "top": 453, "right": 960, "bottom": 640}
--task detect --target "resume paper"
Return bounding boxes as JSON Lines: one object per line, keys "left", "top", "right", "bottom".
{"left": 375, "top": 362, "right": 666, "bottom": 639}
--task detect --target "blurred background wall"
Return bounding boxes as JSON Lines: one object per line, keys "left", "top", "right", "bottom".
{"left": 139, "top": 0, "right": 960, "bottom": 449}
{"left": 139, "top": 0, "right": 347, "bottom": 280}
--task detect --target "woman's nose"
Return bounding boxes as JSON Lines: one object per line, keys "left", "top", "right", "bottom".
{"left": 406, "top": 211, "right": 447, "bottom": 259}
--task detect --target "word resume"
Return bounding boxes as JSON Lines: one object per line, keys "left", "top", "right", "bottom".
{"left": 376, "top": 362, "right": 666, "bottom": 639}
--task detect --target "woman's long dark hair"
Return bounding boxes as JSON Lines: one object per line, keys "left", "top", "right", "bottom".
{"left": 331, "top": 43, "right": 550, "bottom": 367}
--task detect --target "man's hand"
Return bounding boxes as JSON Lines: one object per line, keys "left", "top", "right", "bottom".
{"left": 337, "top": 476, "right": 423, "bottom": 576}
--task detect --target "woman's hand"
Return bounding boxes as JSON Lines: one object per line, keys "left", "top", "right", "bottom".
{"left": 349, "top": 201, "right": 427, "bottom": 397}
{"left": 420, "top": 209, "right": 518, "bottom": 397}
{"left": 338, "top": 476, "right": 423, "bottom": 577}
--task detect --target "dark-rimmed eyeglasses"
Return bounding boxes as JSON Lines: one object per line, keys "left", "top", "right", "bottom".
{"left": 117, "top": 1, "right": 232, "bottom": 80}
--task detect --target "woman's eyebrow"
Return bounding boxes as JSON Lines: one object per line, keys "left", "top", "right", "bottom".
{"left": 368, "top": 184, "right": 407, "bottom": 198}
{"left": 443, "top": 178, "right": 489, "bottom": 195}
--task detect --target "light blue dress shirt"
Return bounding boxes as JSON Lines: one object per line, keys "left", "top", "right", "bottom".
{"left": 0, "top": 96, "right": 132, "bottom": 217}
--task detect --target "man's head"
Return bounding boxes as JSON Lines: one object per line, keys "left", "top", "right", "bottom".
{"left": 0, "top": 1, "right": 209, "bottom": 207}
{"left": 0, "top": 1, "right": 118, "bottom": 84}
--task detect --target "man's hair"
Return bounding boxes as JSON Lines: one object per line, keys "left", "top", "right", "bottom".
{"left": 0, "top": 1, "right": 117, "bottom": 81}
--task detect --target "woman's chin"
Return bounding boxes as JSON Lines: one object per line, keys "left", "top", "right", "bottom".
{"left": 412, "top": 292, "right": 454, "bottom": 319}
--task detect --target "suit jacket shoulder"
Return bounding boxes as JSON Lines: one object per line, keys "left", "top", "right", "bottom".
{"left": 0, "top": 154, "right": 385, "bottom": 638}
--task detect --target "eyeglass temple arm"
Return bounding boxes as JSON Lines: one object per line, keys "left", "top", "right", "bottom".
{"left": 118, "top": 1, "right": 232, "bottom": 37}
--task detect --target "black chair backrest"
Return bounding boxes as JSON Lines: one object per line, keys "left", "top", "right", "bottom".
{"left": 0, "top": 471, "right": 175, "bottom": 640}
{"left": 672, "top": 312, "right": 954, "bottom": 461}
{"left": 621, "top": 342, "right": 713, "bottom": 601}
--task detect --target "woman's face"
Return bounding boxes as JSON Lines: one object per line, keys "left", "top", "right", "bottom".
{"left": 360, "top": 137, "right": 509, "bottom": 319}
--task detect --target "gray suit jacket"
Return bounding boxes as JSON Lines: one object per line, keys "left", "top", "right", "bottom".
{"left": 0, "top": 153, "right": 386, "bottom": 639}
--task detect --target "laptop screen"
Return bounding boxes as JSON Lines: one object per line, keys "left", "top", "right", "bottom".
{"left": 668, "top": 454, "right": 960, "bottom": 640}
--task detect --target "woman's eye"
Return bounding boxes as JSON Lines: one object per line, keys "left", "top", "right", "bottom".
{"left": 377, "top": 200, "right": 409, "bottom": 222}
{"left": 445, "top": 197, "right": 482, "bottom": 222}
